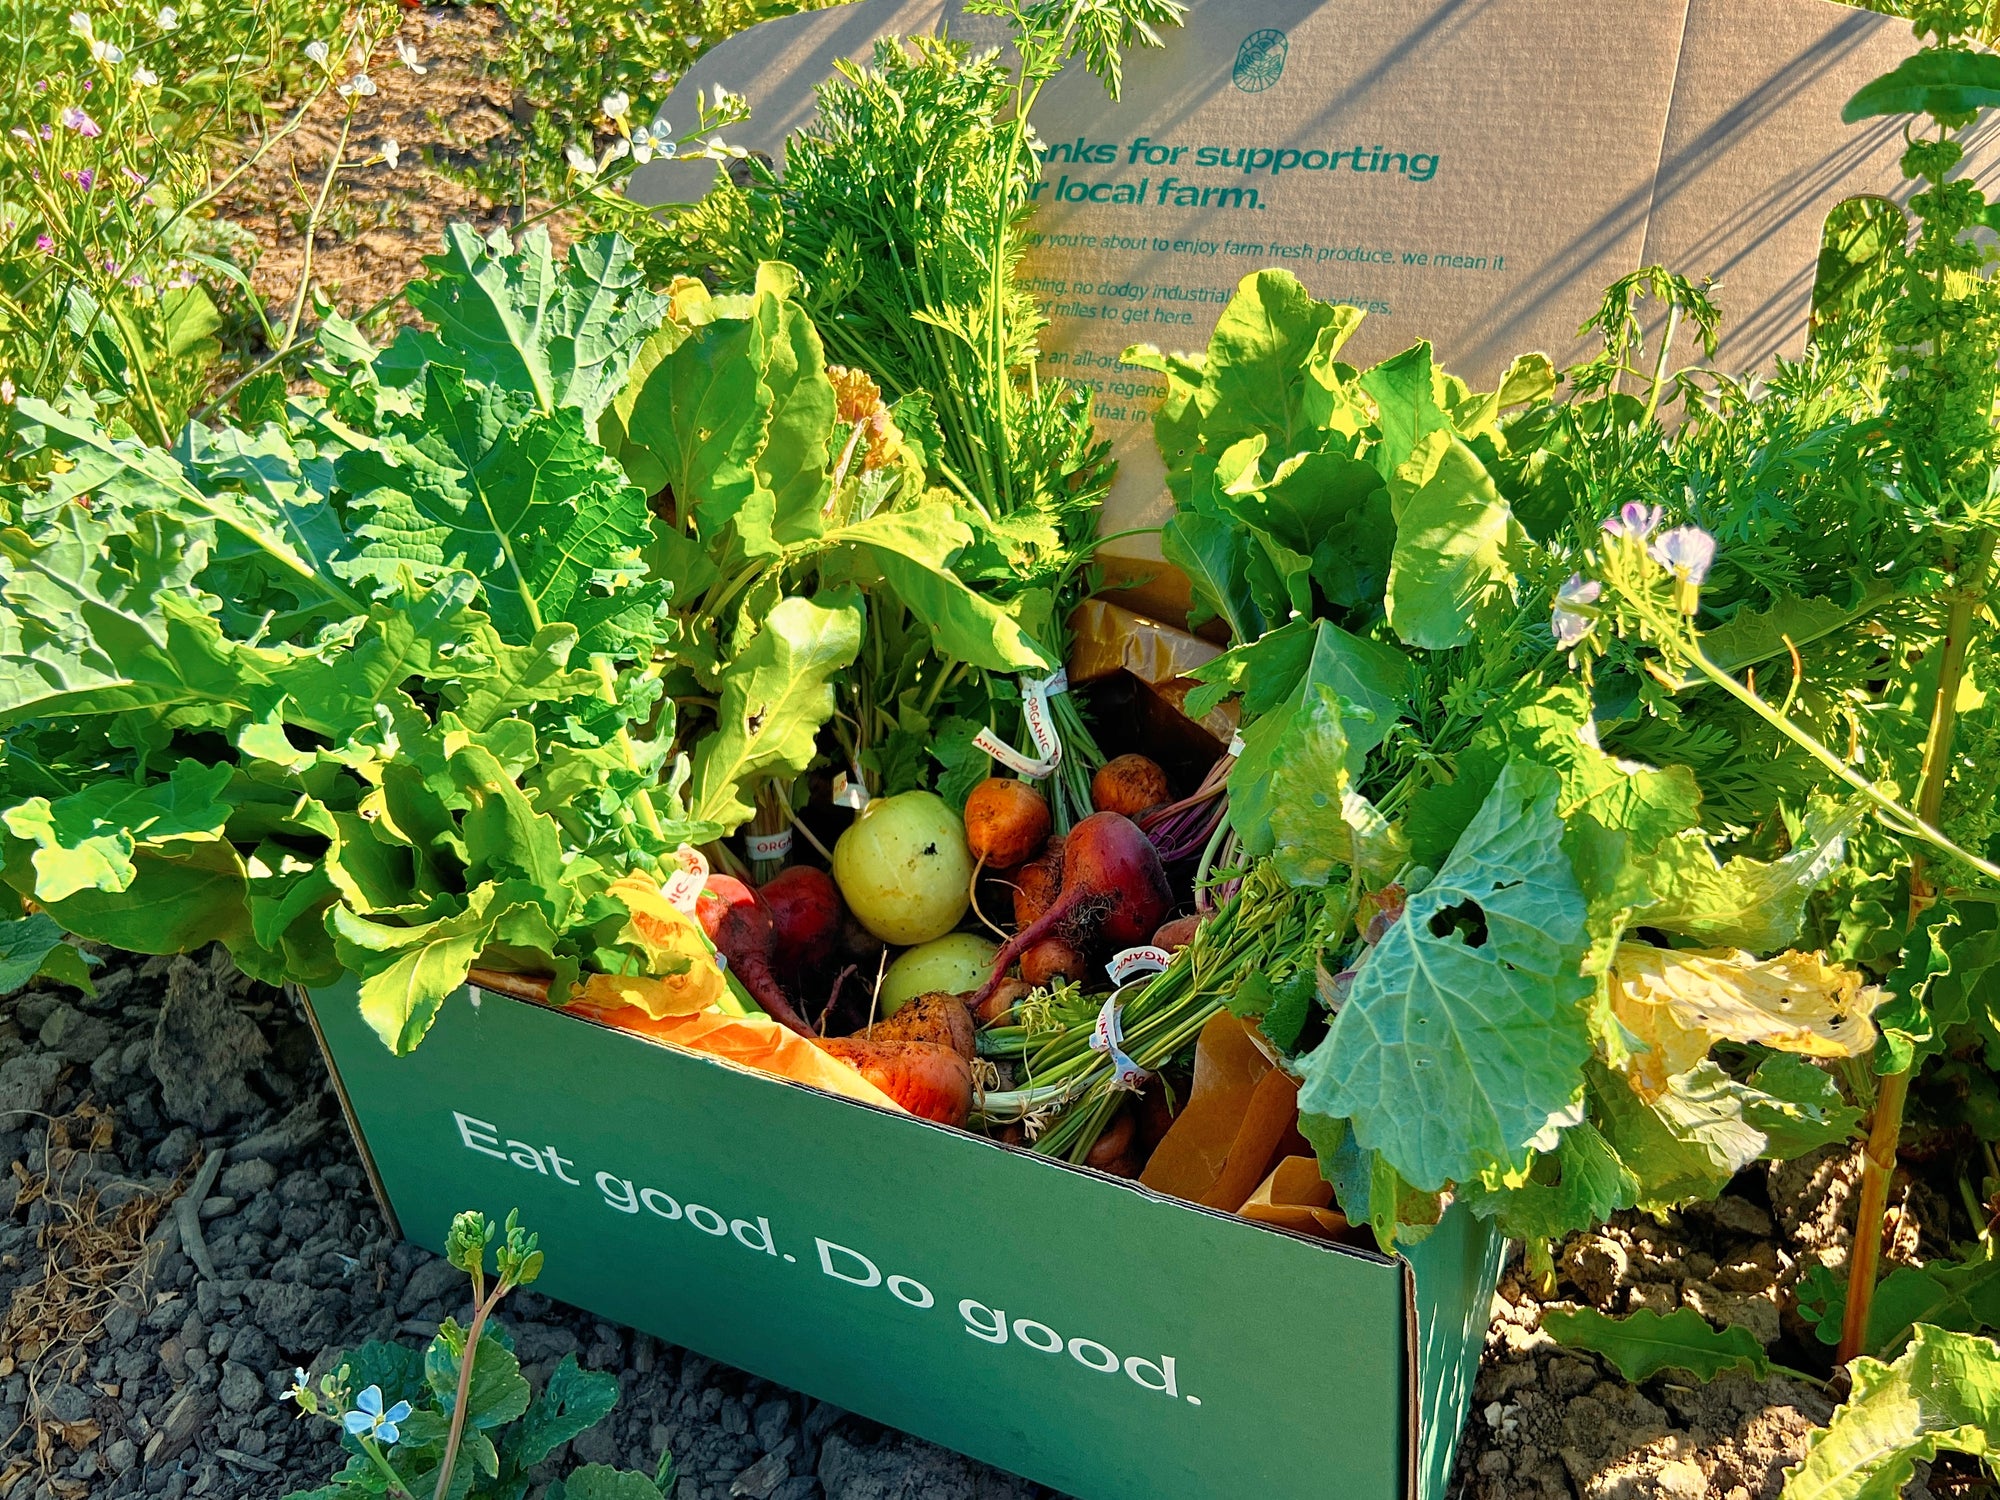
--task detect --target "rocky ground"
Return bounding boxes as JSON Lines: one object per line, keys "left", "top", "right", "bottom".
{"left": 0, "top": 951, "right": 1047, "bottom": 1500}
{"left": 0, "top": 948, "right": 1923, "bottom": 1500}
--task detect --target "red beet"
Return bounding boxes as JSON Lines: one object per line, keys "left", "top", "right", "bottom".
{"left": 695, "top": 875, "right": 813, "bottom": 1036}
{"left": 759, "top": 866, "right": 843, "bottom": 981}
{"left": 973, "top": 813, "right": 1171, "bottom": 1006}
{"left": 1153, "top": 914, "right": 1201, "bottom": 952}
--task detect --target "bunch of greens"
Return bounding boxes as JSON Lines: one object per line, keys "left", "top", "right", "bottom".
{"left": 980, "top": 859, "right": 1339, "bottom": 1161}
{"left": 1119, "top": 267, "right": 1889, "bottom": 1264}
{"left": 0, "top": 219, "right": 1049, "bottom": 1054}
{"left": 647, "top": 0, "right": 1184, "bottom": 825}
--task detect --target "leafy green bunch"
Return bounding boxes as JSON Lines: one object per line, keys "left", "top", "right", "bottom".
{"left": 1123, "top": 269, "right": 1879, "bottom": 1258}
{"left": 647, "top": 0, "right": 1184, "bottom": 826}
{"left": 0, "top": 219, "right": 1056, "bottom": 1052}
{"left": 285, "top": 1209, "right": 677, "bottom": 1500}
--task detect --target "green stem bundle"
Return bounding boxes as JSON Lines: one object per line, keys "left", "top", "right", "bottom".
{"left": 979, "top": 863, "right": 1330, "bottom": 1160}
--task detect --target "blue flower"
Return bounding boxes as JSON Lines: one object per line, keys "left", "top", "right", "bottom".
{"left": 1551, "top": 573, "right": 1601, "bottom": 648}
{"left": 343, "top": 1385, "right": 413, "bottom": 1446}
{"left": 1649, "top": 525, "right": 1716, "bottom": 587}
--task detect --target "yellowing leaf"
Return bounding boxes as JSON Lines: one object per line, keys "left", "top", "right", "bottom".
{"left": 1611, "top": 942, "right": 1880, "bottom": 1099}
{"left": 582, "top": 874, "right": 725, "bottom": 1019}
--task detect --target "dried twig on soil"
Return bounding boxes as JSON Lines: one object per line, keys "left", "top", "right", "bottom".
{"left": 0, "top": 1106, "right": 178, "bottom": 1492}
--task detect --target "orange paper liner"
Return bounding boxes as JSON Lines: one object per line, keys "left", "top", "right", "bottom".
{"left": 564, "top": 1000, "right": 906, "bottom": 1116}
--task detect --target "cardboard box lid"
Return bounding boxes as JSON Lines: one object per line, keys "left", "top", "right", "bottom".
{"left": 629, "top": 0, "right": 2000, "bottom": 616}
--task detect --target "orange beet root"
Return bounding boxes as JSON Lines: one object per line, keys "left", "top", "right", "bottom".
{"left": 964, "top": 777, "right": 1051, "bottom": 869}
{"left": 1091, "top": 754, "right": 1172, "bottom": 818}
{"left": 816, "top": 1037, "right": 972, "bottom": 1126}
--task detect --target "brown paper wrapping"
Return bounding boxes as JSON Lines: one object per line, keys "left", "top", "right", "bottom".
{"left": 1240, "top": 1157, "right": 1351, "bottom": 1240}
{"left": 1066, "top": 599, "right": 1238, "bottom": 745}
{"left": 1139, "top": 1011, "right": 1308, "bottom": 1215}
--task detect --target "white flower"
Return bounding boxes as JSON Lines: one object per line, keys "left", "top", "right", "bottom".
{"left": 598, "top": 137, "right": 630, "bottom": 171}
{"left": 133, "top": 64, "right": 157, "bottom": 85}
{"left": 68, "top": 10, "right": 92, "bottom": 38}
{"left": 90, "top": 38, "right": 124, "bottom": 63}
{"left": 1649, "top": 525, "right": 1717, "bottom": 587}
{"left": 630, "top": 126, "right": 653, "bottom": 163}
{"left": 338, "top": 73, "right": 377, "bottom": 97}
{"left": 1550, "top": 573, "right": 1601, "bottom": 649}
{"left": 156, "top": 5, "right": 177, "bottom": 27}
{"left": 650, "top": 113, "right": 670, "bottom": 138}
{"left": 395, "top": 37, "right": 425, "bottom": 74}
{"left": 0, "top": 377, "right": 14, "bottom": 405}
{"left": 304, "top": 39, "right": 329, "bottom": 66}
{"left": 600, "top": 90, "right": 629, "bottom": 120}
{"left": 380, "top": 136, "right": 400, "bottom": 169}
{"left": 564, "top": 141, "right": 594, "bottom": 174}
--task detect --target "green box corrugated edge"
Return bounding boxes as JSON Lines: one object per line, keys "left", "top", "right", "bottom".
{"left": 303, "top": 977, "right": 1502, "bottom": 1500}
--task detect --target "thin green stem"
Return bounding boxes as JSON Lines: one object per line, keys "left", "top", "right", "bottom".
{"left": 432, "top": 1280, "right": 507, "bottom": 1500}
{"left": 1671, "top": 642, "right": 2000, "bottom": 882}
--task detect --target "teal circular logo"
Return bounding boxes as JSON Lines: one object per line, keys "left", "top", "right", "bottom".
{"left": 1233, "top": 29, "right": 1288, "bottom": 92}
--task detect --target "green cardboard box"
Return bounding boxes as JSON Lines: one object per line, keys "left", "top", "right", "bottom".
{"left": 304, "top": 975, "right": 1504, "bottom": 1500}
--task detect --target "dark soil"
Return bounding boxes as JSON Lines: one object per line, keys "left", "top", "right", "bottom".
{"left": 0, "top": 950, "right": 1042, "bottom": 1500}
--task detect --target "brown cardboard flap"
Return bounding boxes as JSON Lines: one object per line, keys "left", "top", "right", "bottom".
{"left": 627, "top": 0, "right": 2000, "bottom": 601}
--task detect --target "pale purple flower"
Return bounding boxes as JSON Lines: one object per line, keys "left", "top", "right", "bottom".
{"left": 1601, "top": 501, "right": 1663, "bottom": 542}
{"left": 122, "top": 165, "right": 147, "bottom": 185}
{"left": 33, "top": 234, "right": 53, "bottom": 253}
{"left": 1551, "top": 573, "right": 1601, "bottom": 648}
{"left": 103, "top": 256, "right": 118, "bottom": 273}
{"left": 60, "top": 106, "right": 100, "bottom": 137}
{"left": 1650, "top": 525, "right": 1716, "bottom": 587}
{"left": 75, "top": 167, "right": 93, "bottom": 189}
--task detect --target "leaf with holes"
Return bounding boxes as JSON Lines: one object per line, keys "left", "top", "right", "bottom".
{"left": 1297, "top": 760, "right": 1593, "bottom": 1190}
